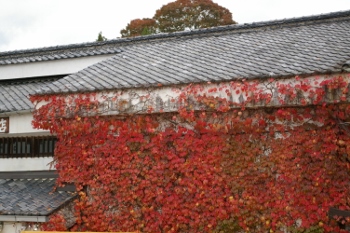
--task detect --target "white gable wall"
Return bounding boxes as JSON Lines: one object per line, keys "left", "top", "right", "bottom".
{"left": 2, "top": 221, "right": 45, "bottom": 233}
{"left": 0, "top": 112, "right": 54, "bottom": 172}
{"left": 3, "top": 222, "right": 25, "bottom": 233}
{"left": 0, "top": 157, "right": 53, "bottom": 171}
{"left": 0, "top": 54, "right": 114, "bottom": 80}
{"left": 7, "top": 112, "right": 49, "bottom": 134}
{"left": 0, "top": 54, "right": 117, "bottom": 172}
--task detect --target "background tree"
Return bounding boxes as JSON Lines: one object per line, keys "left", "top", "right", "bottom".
{"left": 154, "top": 0, "right": 236, "bottom": 33}
{"left": 120, "top": 0, "right": 236, "bottom": 37}
{"left": 96, "top": 32, "right": 107, "bottom": 42}
{"left": 120, "top": 18, "right": 157, "bottom": 38}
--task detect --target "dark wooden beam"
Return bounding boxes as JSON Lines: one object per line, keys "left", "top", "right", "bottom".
{"left": 56, "top": 184, "right": 76, "bottom": 191}
{"left": 0, "top": 170, "right": 58, "bottom": 179}
{"left": 329, "top": 207, "right": 350, "bottom": 218}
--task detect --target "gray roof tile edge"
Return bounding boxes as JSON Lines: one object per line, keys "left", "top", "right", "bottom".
{"left": 36, "top": 71, "right": 345, "bottom": 97}
{"left": 1, "top": 195, "right": 77, "bottom": 216}
{"left": 42, "top": 194, "right": 77, "bottom": 217}
{"left": 0, "top": 178, "right": 77, "bottom": 216}
{"left": 0, "top": 77, "right": 63, "bottom": 112}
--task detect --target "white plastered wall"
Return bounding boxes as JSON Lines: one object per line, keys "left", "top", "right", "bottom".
{"left": 0, "top": 54, "right": 114, "bottom": 80}
{"left": 0, "top": 53, "right": 115, "bottom": 171}
{"left": 2, "top": 222, "right": 24, "bottom": 233}
{"left": 0, "top": 112, "right": 54, "bottom": 172}
{"left": 7, "top": 113, "right": 48, "bottom": 134}
{"left": 0, "top": 156, "right": 54, "bottom": 171}
{"left": 1, "top": 221, "right": 44, "bottom": 233}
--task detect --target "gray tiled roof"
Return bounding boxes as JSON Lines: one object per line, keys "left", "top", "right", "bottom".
{"left": 0, "top": 178, "right": 75, "bottom": 216}
{"left": 0, "top": 45, "right": 122, "bottom": 65}
{"left": 0, "top": 77, "right": 62, "bottom": 113}
{"left": 35, "top": 10, "right": 350, "bottom": 95}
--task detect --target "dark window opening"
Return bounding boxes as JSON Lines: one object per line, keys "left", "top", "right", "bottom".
{"left": 0, "top": 136, "right": 56, "bottom": 158}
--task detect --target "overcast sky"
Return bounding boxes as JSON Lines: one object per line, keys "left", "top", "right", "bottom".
{"left": 0, "top": 0, "right": 349, "bottom": 52}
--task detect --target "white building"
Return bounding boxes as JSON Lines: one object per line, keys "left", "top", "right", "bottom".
{"left": 0, "top": 9, "right": 350, "bottom": 232}
{"left": 0, "top": 42, "right": 120, "bottom": 233}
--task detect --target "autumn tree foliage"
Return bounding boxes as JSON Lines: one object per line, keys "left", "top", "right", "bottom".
{"left": 120, "top": 0, "right": 236, "bottom": 37}
{"left": 120, "top": 18, "right": 157, "bottom": 38}
{"left": 153, "top": 0, "right": 235, "bottom": 33}
{"left": 31, "top": 75, "right": 350, "bottom": 233}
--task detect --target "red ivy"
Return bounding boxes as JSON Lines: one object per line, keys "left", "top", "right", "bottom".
{"left": 31, "top": 75, "right": 350, "bottom": 233}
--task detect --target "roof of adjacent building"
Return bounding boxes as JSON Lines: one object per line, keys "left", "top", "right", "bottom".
{"left": 0, "top": 178, "right": 75, "bottom": 216}
{"left": 0, "top": 45, "right": 122, "bottom": 65}
{"left": 0, "top": 77, "right": 62, "bottom": 113}
{"left": 33, "top": 10, "right": 350, "bottom": 95}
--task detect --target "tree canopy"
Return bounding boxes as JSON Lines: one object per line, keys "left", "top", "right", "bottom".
{"left": 120, "top": 18, "right": 157, "bottom": 38}
{"left": 120, "top": 0, "right": 236, "bottom": 37}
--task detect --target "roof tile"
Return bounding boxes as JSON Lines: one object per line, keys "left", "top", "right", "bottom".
{"left": 0, "top": 77, "right": 63, "bottom": 113}
{"left": 1, "top": 11, "right": 350, "bottom": 96}
{"left": 0, "top": 178, "right": 76, "bottom": 216}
